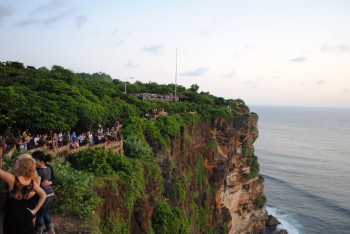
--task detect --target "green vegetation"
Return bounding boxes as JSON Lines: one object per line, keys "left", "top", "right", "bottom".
{"left": 0, "top": 61, "right": 249, "bottom": 136}
{"left": 254, "top": 194, "right": 267, "bottom": 208}
{"left": 51, "top": 157, "right": 102, "bottom": 216}
{"left": 152, "top": 199, "right": 190, "bottom": 234}
{"left": 194, "top": 155, "right": 208, "bottom": 190}
{"left": 245, "top": 154, "right": 260, "bottom": 180}
{"left": 206, "top": 138, "right": 219, "bottom": 157}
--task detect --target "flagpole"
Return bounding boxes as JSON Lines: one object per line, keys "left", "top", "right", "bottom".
{"left": 175, "top": 48, "right": 177, "bottom": 102}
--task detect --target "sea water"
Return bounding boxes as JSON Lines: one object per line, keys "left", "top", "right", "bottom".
{"left": 251, "top": 105, "right": 350, "bottom": 234}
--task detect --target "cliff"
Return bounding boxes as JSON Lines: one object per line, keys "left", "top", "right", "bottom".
{"left": 88, "top": 112, "right": 267, "bottom": 233}
{"left": 155, "top": 113, "right": 267, "bottom": 233}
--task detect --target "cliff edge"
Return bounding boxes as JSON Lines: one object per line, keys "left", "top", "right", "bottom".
{"left": 153, "top": 112, "right": 267, "bottom": 233}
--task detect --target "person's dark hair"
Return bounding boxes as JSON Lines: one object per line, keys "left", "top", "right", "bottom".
{"left": 32, "top": 150, "right": 53, "bottom": 163}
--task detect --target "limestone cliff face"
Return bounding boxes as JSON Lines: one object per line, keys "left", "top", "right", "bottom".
{"left": 155, "top": 112, "right": 267, "bottom": 233}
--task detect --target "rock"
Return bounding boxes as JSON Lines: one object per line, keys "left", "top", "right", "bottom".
{"left": 276, "top": 229, "right": 288, "bottom": 234}
{"left": 265, "top": 215, "right": 281, "bottom": 227}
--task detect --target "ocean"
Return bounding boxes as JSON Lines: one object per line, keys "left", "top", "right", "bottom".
{"left": 250, "top": 105, "right": 350, "bottom": 234}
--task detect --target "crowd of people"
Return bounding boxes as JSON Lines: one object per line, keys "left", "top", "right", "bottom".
{"left": 136, "top": 93, "right": 174, "bottom": 102}
{"left": 141, "top": 108, "right": 167, "bottom": 120}
{"left": 0, "top": 125, "right": 123, "bottom": 154}
{"left": 0, "top": 125, "right": 124, "bottom": 233}
{"left": 0, "top": 151, "right": 55, "bottom": 234}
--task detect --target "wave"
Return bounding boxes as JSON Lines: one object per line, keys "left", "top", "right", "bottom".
{"left": 266, "top": 206, "right": 303, "bottom": 234}
{"left": 263, "top": 175, "right": 350, "bottom": 218}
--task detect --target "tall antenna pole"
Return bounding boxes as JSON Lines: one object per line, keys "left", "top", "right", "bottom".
{"left": 175, "top": 48, "right": 177, "bottom": 102}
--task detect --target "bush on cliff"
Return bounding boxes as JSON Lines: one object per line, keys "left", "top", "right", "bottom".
{"left": 124, "top": 135, "right": 153, "bottom": 159}
{"left": 254, "top": 195, "right": 267, "bottom": 208}
{"left": 245, "top": 154, "right": 260, "bottom": 180}
{"left": 51, "top": 157, "right": 103, "bottom": 216}
{"left": 151, "top": 199, "right": 190, "bottom": 234}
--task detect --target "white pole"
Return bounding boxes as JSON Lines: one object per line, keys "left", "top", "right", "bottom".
{"left": 124, "top": 77, "right": 134, "bottom": 94}
{"left": 175, "top": 48, "right": 177, "bottom": 102}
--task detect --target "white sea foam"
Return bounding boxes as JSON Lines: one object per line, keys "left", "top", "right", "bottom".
{"left": 267, "top": 206, "right": 304, "bottom": 234}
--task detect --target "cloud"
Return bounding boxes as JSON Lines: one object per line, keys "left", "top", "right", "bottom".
{"left": 126, "top": 60, "right": 139, "bottom": 68}
{"left": 316, "top": 80, "right": 326, "bottom": 85}
{"left": 289, "top": 56, "right": 307, "bottom": 63}
{"left": 180, "top": 67, "right": 209, "bottom": 77}
{"left": 31, "top": 0, "right": 66, "bottom": 14}
{"left": 0, "top": 3, "right": 13, "bottom": 23}
{"left": 321, "top": 44, "right": 349, "bottom": 53}
{"left": 110, "top": 29, "right": 118, "bottom": 36}
{"left": 343, "top": 88, "right": 349, "bottom": 93}
{"left": 244, "top": 44, "right": 256, "bottom": 49}
{"left": 75, "top": 15, "right": 87, "bottom": 28}
{"left": 222, "top": 70, "right": 238, "bottom": 79}
{"left": 243, "top": 80, "right": 257, "bottom": 88}
{"left": 199, "top": 20, "right": 216, "bottom": 35}
{"left": 142, "top": 44, "right": 163, "bottom": 55}
{"left": 17, "top": 0, "right": 82, "bottom": 28}
{"left": 18, "top": 9, "right": 75, "bottom": 26}
{"left": 114, "top": 40, "right": 124, "bottom": 46}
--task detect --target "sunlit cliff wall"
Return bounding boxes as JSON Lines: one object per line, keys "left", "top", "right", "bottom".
{"left": 153, "top": 112, "right": 267, "bottom": 233}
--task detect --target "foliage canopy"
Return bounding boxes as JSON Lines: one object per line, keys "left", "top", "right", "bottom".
{"left": 0, "top": 61, "right": 249, "bottom": 137}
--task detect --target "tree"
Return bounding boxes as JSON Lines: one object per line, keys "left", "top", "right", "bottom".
{"left": 190, "top": 84, "right": 199, "bottom": 93}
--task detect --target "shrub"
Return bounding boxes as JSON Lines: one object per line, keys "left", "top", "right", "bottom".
{"left": 245, "top": 154, "right": 260, "bottom": 180}
{"left": 100, "top": 212, "right": 130, "bottom": 234}
{"left": 254, "top": 195, "right": 267, "bottom": 208}
{"left": 195, "top": 155, "right": 208, "bottom": 190}
{"left": 152, "top": 199, "right": 189, "bottom": 234}
{"left": 124, "top": 135, "right": 153, "bottom": 159}
{"left": 110, "top": 156, "right": 147, "bottom": 212}
{"left": 69, "top": 147, "right": 115, "bottom": 176}
{"left": 206, "top": 138, "right": 219, "bottom": 157}
{"left": 51, "top": 157, "right": 102, "bottom": 216}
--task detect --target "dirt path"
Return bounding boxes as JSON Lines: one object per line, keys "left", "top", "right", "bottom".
{"left": 0, "top": 213, "right": 92, "bottom": 234}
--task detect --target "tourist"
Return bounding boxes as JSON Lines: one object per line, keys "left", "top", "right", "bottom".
{"left": 52, "top": 133, "right": 58, "bottom": 148}
{"left": 87, "top": 131, "right": 94, "bottom": 146}
{"left": 34, "top": 135, "right": 40, "bottom": 148}
{"left": 1, "top": 154, "right": 46, "bottom": 234}
{"left": 70, "top": 131, "right": 77, "bottom": 148}
{"left": 58, "top": 131, "right": 63, "bottom": 147}
{"left": 78, "top": 133, "right": 85, "bottom": 145}
{"left": 22, "top": 130, "right": 28, "bottom": 151}
{"left": 32, "top": 151, "right": 56, "bottom": 234}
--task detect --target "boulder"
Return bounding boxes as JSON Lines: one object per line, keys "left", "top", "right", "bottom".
{"left": 265, "top": 215, "right": 281, "bottom": 227}
{"left": 276, "top": 229, "right": 288, "bottom": 234}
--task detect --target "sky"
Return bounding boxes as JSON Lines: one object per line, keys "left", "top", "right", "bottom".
{"left": 0, "top": 0, "right": 349, "bottom": 108}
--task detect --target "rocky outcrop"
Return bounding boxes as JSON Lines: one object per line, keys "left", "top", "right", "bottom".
{"left": 213, "top": 114, "right": 267, "bottom": 233}
{"left": 155, "top": 112, "right": 267, "bottom": 233}
{"left": 265, "top": 215, "right": 281, "bottom": 227}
